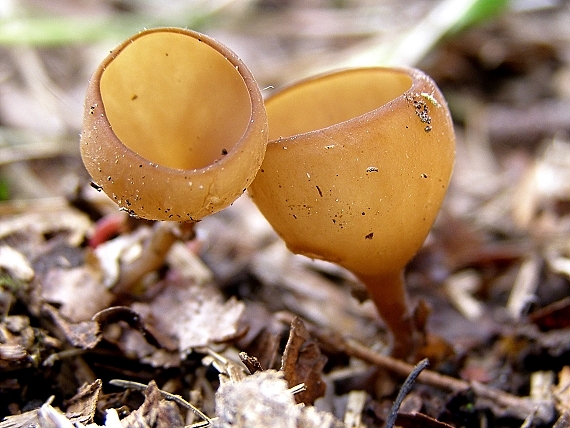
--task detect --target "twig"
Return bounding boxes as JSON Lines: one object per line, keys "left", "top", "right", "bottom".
{"left": 343, "top": 339, "right": 555, "bottom": 424}
{"left": 188, "top": 421, "right": 213, "bottom": 428}
{"left": 201, "top": 347, "right": 248, "bottom": 382}
{"left": 110, "top": 379, "right": 211, "bottom": 424}
{"left": 288, "top": 383, "right": 307, "bottom": 395}
{"left": 385, "top": 358, "right": 429, "bottom": 428}
{"left": 42, "top": 348, "right": 87, "bottom": 367}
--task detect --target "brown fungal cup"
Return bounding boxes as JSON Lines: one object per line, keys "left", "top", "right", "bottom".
{"left": 81, "top": 27, "right": 267, "bottom": 221}
{"left": 249, "top": 67, "right": 455, "bottom": 359}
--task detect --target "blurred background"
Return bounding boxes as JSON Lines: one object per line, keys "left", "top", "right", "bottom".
{"left": 2, "top": 0, "right": 570, "bottom": 336}
{"left": 1, "top": 0, "right": 570, "bottom": 330}
{"left": 2, "top": 0, "right": 570, "bottom": 425}
{"left": 0, "top": 0, "right": 568, "bottom": 212}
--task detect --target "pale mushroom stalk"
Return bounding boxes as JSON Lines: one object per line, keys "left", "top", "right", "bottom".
{"left": 114, "top": 221, "right": 195, "bottom": 295}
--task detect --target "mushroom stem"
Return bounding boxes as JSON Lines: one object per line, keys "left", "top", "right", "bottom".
{"left": 114, "top": 221, "right": 195, "bottom": 295}
{"left": 357, "top": 271, "right": 418, "bottom": 360}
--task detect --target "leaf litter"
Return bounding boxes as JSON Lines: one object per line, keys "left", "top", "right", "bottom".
{"left": 2, "top": 1, "right": 570, "bottom": 427}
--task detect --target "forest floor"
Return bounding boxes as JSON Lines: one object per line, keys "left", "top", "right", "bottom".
{"left": 1, "top": 1, "right": 570, "bottom": 427}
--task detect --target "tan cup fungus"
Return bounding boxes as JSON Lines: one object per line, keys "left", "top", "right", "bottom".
{"left": 81, "top": 28, "right": 267, "bottom": 221}
{"left": 249, "top": 67, "right": 455, "bottom": 358}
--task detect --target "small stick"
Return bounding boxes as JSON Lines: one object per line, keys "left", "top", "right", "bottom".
{"left": 110, "top": 379, "right": 210, "bottom": 423}
{"left": 343, "top": 339, "right": 554, "bottom": 424}
{"left": 288, "top": 383, "right": 307, "bottom": 395}
{"left": 113, "top": 221, "right": 195, "bottom": 294}
{"left": 385, "top": 358, "right": 429, "bottom": 428}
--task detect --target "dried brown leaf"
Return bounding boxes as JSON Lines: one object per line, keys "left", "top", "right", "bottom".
{"left": 64, "top": 379, "right": 101, "bottom": 425}
{"left": 92, "top": 306, "right": 164, "bottom": 349}
{"left": 281, "top": 317, "right": 327, "bottom": 405}
{"left": 119, "top": 381, "right": 185, "bottom": 428}
{"left": 42, "top": 303, "right": 101, "bottom": 349}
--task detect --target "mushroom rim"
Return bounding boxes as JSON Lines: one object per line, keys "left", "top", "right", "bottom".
{"left": 263, "top": 66, "right": 436, "bottom": 144}
{"left": 88, "top": 26, "right": 266, "bottom": 178}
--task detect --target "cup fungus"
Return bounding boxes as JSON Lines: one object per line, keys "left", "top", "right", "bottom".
{"left": 249, "top": 67, "right": 455, "bottom": 359}
{"left": 80, "top": 27, "right": 268, "bottom": 222}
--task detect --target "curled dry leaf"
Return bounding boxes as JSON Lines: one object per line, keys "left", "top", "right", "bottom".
{"left": 132, "top": 280, "right": 245, "bottom": 356}
{"left": 281, "top": 317, "right": 327, "bottom": 405}
{"left": 119, "top": 381, "right": 184, "bottom": 428}
{"left": 94, "top": 306, "right": 182, "bottom": 368}
{"left": 63, "top": 379, "right": 102, "bottom": 426}
{"left": 41, "top": 304, "right": 166, "bottom": 353}
{"left": 42, "top": 304, "right": 101, "bottom": 350}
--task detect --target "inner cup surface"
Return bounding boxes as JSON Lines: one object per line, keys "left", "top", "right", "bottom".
{"left": 100, "top": 30, "right": 251, "bottom": 170}
{"left": 266, "top": 68, "right": 412, "bottom": 140}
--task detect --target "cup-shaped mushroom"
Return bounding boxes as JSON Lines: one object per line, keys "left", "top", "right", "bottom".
{"left": 81, "top": 27, "right": 267, "bottom": 221}
{"left": 248, "top": 67, "right": 455, "bottom": 357}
